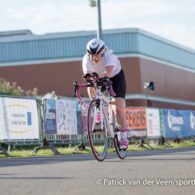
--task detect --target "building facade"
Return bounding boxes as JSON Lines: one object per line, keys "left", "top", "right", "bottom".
{"left": 0, "top": 28, "right": 195, "bottom": 109}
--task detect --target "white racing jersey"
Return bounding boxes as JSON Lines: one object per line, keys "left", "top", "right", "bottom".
{"left": 82, "top": 49, "right": 121, "bottom": 78}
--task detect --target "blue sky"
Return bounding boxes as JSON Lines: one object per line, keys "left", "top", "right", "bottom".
{"left": 0, "top": 0, "right": 195, "bottom": 50}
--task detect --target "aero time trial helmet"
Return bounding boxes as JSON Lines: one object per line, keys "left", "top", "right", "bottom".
{"left": 86, "top": 39, "right": 105, "bottom": 55}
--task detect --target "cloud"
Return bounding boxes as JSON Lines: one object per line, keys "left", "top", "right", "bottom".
{"left": 0, "top": 0, "right": 195, "bottom": 49}
{"left": 132, "top": 22, "right": 195, "bottom": 49}
{"left": 102, "top": 0, "right": 195, "bottom": 49}
{"left": 1, "top": 0, "right": 97, "bottom": 33}
{"left": 102, "top": 0, "right": 193, "bottom": 19}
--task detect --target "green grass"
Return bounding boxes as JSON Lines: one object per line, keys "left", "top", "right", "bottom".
{"left": 127, "top": 139, "right": 195, "bottom": 151}
{"left": 1, "top": 139, "right": 195, "bottom": 158}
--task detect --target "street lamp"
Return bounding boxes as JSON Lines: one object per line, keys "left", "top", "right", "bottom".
{"left": 144, "top": 81, "right": 155, "bottom": 91}
{"left": 89, "top": 0, "right": 103, "bottom": 40}
{"left": 144, "top": 81, "right": 155, "bottom": 107}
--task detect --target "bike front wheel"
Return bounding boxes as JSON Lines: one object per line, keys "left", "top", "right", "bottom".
{"left": 87, "top": 99, "right": 109, "bottom": 161}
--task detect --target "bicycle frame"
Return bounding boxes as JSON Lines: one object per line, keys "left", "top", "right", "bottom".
{"left": 73, "top": 79, "right": 116, "bottom": 138}
{"left": 73, "top": 76, "right": 127, "bottom": 160}
{"left": 95, "top": 88, "right": 115, "bottom": 139}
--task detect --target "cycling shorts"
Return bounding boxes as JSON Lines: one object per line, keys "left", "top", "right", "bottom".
{"left": 110, "top": 69, "right": 126, "bottom": 99}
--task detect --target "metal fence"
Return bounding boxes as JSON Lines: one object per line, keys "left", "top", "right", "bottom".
{"left": 1, "top": 95, "right": 195, "bottom": 157}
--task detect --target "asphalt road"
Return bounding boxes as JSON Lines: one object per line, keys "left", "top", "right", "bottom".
{"left": 1, "top": 147, "right": 195, "bottom": 195}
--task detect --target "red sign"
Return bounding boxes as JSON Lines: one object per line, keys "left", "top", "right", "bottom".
{"left": 125, "top": 107, "right": 146, "bottom": 130}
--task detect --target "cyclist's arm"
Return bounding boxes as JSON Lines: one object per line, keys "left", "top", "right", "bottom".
{"left": 99, "top": 66, "right": 114, "bottom": 78}
{"left": 87, "top": 87, "right": 96, "bottom": 100}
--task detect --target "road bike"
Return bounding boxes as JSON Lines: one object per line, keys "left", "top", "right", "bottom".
{"left": 73, "top": 73, "right": 127, "bottom": 161}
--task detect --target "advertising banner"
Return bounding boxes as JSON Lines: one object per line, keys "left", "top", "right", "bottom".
{"left": 125, "top": 107, "right": 147, "bottom": 137}
{"left": 160, "top": 109, "right": 195, "bottom": 138}
{"left": 45, "top": 99, "right": 57, "bottom": 134}
{"left": 182, "top": 110, "right": 195, "bottom": 137}
{"left": 0, "top": 97, "right": 39, "bottom": 140}
{"left": 146, "top": 108, "right": 161, "bottom": 138}
{"left": 56, "top": 100, "right": 77, "bottom": 135}
{"left": 189, "top": 111, "right": 195, "bottom": 134}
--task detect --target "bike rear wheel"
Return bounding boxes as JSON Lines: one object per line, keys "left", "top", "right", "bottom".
{"left": 113, "top": 133, "right": 127, "bottom": 159}
{"left": 109, "top": 109, "right": 127, "bottom": 159}
{"left": 87, "top": 99, "right": 108, "bottom": 161}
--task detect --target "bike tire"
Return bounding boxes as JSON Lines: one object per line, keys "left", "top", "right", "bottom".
{"left": 113, "top": 134, "right": 127, "bottom": 159}
{"left": 87, "top": 99, "right": 108, "bottom": 161}
{"left": 109, "top": 109, "right": 127, "bottom": 160}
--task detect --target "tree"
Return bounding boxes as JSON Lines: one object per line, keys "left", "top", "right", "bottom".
{"left": 0, "top": 77, "right": 38, "bottom": 96}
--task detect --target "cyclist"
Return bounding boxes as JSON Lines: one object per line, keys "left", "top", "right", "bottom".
{"left": 82, "top": 38, "right": 128, "bottom": 150}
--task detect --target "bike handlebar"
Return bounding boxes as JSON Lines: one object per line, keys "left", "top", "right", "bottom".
{"left": 73, "top": 72, "right": 116, "bottom": 101}
{"left": 82, "top": 72, "right": 99, "bottom": 81}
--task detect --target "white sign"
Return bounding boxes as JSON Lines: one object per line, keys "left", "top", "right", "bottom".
{"left": 190, "top": 112, "right": 195, "bottom": 130}
{"left": 167, "top": 110, "right": 184, "bottom": 130}
{"left": 56, "top": 100, "right": 77, "bottom": 135}
{"left": 128, "top": 130, "right": 147, "bottom": 138}
{"left": 146, "top": 108, "right": 161, "bottom": 137}
{"left": 0, "top": 97, "right": 39, "bottom": 140}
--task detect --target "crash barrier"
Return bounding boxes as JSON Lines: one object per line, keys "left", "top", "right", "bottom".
{"left": 1, "top": 96, "right": 195, "bottom": 156}
{"left": 0, "top": 96, "right": 42, "bottom": 140}
{"left": 0, "top": 95, "right": 42, "bottom": 156}
{"left": 125, "top": 107, "right": 195, "bottom": 139}
{"left": 44, "top": 99, "right": 84, "bottom": 145}
{"left": 44, "top": 99, "right": 195, "bottom": 140}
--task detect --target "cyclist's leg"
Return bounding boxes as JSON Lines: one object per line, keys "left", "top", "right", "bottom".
{"left": 110, "top": 69, "right": 128, "bottom": 149}
{"left": 87, "top": 87, "right": 96, "bottom": 100}
{"left": 110, "top": 97, "right": 126, "bottom": 129}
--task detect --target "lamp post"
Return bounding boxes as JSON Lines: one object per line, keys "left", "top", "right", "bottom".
{"left": 144, "top": 81, "right": 155, "bottom": 107}
{"left": 89, "top": 0, "right": 103, "bottom": 40}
